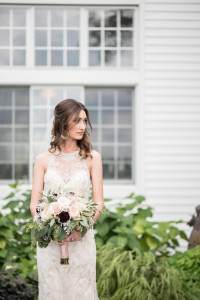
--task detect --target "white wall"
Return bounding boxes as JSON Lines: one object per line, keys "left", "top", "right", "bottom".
{"left": 143, "top": 0, "right": 200, "bottom": 249}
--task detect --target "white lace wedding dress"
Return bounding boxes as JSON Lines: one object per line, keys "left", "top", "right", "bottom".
{"left": 37, "top": 149, "right": 99, "bottom": 300}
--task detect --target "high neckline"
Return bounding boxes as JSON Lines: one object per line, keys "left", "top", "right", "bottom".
{"left": 59, "top": 148, "right": 80, "bottom": 155}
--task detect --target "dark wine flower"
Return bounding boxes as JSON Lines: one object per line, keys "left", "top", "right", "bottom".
{"left": 36, "top": 206, "right": 41, "bottom": 213}
{"left": 59, "top": 211, "right": 70, "bottom": 223}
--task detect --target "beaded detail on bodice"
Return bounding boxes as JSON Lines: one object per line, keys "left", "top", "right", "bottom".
{"left": 43, "top": 149, "right": 91, "bottom": 200}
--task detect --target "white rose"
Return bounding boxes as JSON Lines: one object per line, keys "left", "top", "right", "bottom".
{"left": 57, "top": 197, "right": 71, "bottom": 210}
{"left": 40, "top": 206, "right": 52, "bottom": 222}
{"left": 69, "top": 205, "right": 80, "bottom": 218}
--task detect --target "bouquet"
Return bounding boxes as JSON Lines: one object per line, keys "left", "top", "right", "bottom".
{"left": 24, "top": 191, "right": 98, "bottom": 264}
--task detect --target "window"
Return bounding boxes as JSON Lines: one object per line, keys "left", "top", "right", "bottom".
{"left": 88, "top": 9, "right": 134, "bottom": 67}
{"left": 34, "top": 8, "right": 80, "bottom": 66}
{"left": 31, "top": 86, "right": 82, "bottom": 164}
{"left": 0, "top": 87, "right": 29, "bottom": 180}
{"left": 0, "top": 8, "right": 27, "bottom": 66}
{"left": 85, "top": 87, "right": 134, "bottom": 182}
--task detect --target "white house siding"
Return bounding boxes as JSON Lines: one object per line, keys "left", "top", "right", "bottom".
{"left": 144, "top": 0, "right": 200, "bottom": 248}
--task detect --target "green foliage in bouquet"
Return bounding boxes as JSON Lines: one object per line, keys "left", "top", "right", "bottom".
{"left": 0, "top": 181, "right": 37, "bottom": 281}
{"left": 96, "top": 244, "right": 200, "bottom": 300}
{"left": 168, "top": 246, "right": 200, "bottom": 289}
{"left": 0, "top": 270, "right": 38, "bottom": 300}
{"left": 94, "top": 193, "right": 188, "bottom": 255}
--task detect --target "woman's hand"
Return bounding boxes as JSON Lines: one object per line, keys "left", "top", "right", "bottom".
{"left": 64, "top": 230, "right": 82, "bottom": 243}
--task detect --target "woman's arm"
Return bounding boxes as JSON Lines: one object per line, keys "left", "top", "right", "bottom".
{"left": 30, "top": 153, "right": 46, "bottom": 217}
{"left": 91, "top": 150, "right": 104, "bottom": 223}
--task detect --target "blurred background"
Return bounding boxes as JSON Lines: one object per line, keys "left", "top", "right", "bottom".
{"left": 0, "top": 0, "right": 200, "bottom": 251}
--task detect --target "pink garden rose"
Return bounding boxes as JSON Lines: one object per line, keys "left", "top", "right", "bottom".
{"left": 69, "top": 205, "right": 80, "bottom": 218}
{"left": 49, "top": 202, "right": 62, "bottom": 215}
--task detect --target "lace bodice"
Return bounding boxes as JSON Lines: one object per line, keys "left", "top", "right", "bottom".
{"left": 43, "top": 149, "right": 91, "bottom": 200}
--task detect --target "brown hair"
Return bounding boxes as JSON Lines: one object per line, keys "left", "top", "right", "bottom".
{"left": 49, "top": 99, "right": 93, "bottom": 159}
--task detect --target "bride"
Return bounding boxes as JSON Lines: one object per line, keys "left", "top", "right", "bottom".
{"left": 30, "top": 99, "right": 104, "bottom": 300}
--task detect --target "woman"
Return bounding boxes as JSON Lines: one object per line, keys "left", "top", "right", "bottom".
{"left": 30, "top": 99, "right": 104, "bottom": 300}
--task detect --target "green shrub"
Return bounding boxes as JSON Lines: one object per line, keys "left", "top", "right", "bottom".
{"left": 0, "top": 270, "right": 38, "bottom": 300}
{"left": 94, "top": 193, "right": 187, "bottom": 256}
{"left": 0, "top": 181, "right": 37, "bottom": 281}
{"left": 96, "top": 244, "right": 200, "bottom": 300}
{"left": 168, "top": 246, "right": 200, "bottom": 288}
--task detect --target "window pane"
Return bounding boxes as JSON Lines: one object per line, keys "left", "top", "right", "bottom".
{"left": 105, "top": 10, "right": 117, "bottom": 27}
{"left": 15, "top": 109, "right": 29, "bottom": 124}
{"left": 15, "top": 128, "right": 29, "bottom": 142}
{"left": 51, "top": 9, "right": 63, "bottom": 27}
{"left": 13, "top": 50, "right": 25, "bottom": 65}
{"left": 85, "top": 89, "right": 98, "bottom": 106}
{"left": 50, "top": 89, "right": 63, "bottom": 106}
{"left": 121, "top": 31, "right": 133, "bottom": 47}
{"left": 0, "top": 50, "right": 9, "bottom": 66}
{"left": 67, "top": 50, "right": 79, "bottom": 66}
{"left": 15, "top": 88, "right": 29, "bottom": 106}
{"left": 118, "top": 128, "right": 132, "bottom": 142}
{"left": 0, "top": 89, "right": 12, "bottom": 106}
{"left": 90, "top": 128, "right": 98, "bottom": 142}
{"left": 33, "top": 127, "right": 46, "bottom": 141}
{"left": 103, "top": 163, "right": 114, "bottom": 179}
{"left": 0, "top": 165, "right": 12, "bottom": 179}
{"left": 102, "top": 146, "right": 114, "bottom": 160}
{"left": 67, "top": 88, "right": 81, "bottom": 100}
{"left": 33, "top": 109, "right": 47, "bottom": 123}
{"left": 67, "top": 10, "right": 80, "bottom": 27}
{"left": 0, "top": 128, "right": 12, "bottom": 142}
{"left": 13, "top": 30, "right": 26, "bottom": 46}
{"left": 33, "top": 89, "right": 47, "bottom": 105}
{"left": 67, "top": 30, "right": 79, "bottom": 47}
{"left": 89, "top": 30, "right": 101, "bottom": 47}
{"left": 89, "top": 50, "right": 101, "bottom": 66}
{"left": 121, "top": 50, "right": 133, "bottom": 67}
{"left": 105, "top": 50, "right": 116, "bottom": 67}
{"left": 35, "top": 9, "right": 47, "bottom": 27}
{"left": 0, "top": 9, "right": 9, "bottom": 27}
{"left": 35, "top": 30, "right": 47, "bottom": 46}
{"left": 0, "top": 110, "right": 12, "bottom": 124}
{"left": 51, "top": 30, "right": 63, "bottom": 47}
{"left": 120, "top": 10, "right": 133, "bottom": 28}
{"left": 89, "top": 10, "right": 101, "bottom": 27}
{"left": 102, "top": 128, "right": 114, "bottom": 142}
{"left": 118, "top": 146, "right": 132, "bottom": 161}
{"left": 101, "top": 89, "right": 114, "bottom": 106}
{"left": 15, "top": 145, "right": 29, "bottom": 162}
{"left": 105, "top": 31, "right": 117, "bottom": 47}
{"left": 35, "top": 50, "right": 47, "bottom": 66}
{"left": 0, "top": 30, "right": 9, "bottom": 46}
{"left": 0, "top": 146, "right": 12, "bottom": 161}
{"left": 118, "top": 163, "right": 131, "bottom": 179}
{"left": 118, "top": 90, "right": 132, "bottom": 107}
{"left": 88, "top": 110, "right": 98, "bottom": 125}
{"left": 13, "top": 9, "right": 26, "bottom": 26}
{"left": 15, "top": 164, "right": 28, "bottom": 180}
{"left": 118, "top": 110, "right": 132, "bottom": 125}
{"left": 51, "top": 50, "right": 63, "bottom": 66}
{"left": 102, "top": 110, "right": 114, "bottom": 124}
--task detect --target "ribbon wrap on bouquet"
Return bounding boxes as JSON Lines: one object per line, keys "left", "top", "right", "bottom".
{"left": 59, "top": 242, "right": 69, "bottom": 264}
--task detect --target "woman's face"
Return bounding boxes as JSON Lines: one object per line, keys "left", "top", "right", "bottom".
{"left": 68, "top": 109, "right": 87, "bottom": 140}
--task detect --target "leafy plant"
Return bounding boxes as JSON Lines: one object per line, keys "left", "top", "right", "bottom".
{"left": 96, "top": 244, "right": 200, "bottom": 300}
{"left": 94, "top": 193, "right": 188, "bottom": 255}
{"left": 168, "top": 246, "right": 200, "bottom": 288}
{"left": 0, "top": 270, "right": 38, "bottom": 300}
{"left": 0, "top": 181, "right": 37, "bottom": 281}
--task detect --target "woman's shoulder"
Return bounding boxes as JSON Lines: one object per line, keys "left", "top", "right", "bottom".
{"left": 35, "top": 151, "right": 52, "bottom": 165}
{"left": 90, "top": 149, "right": 101, "bottom": 159}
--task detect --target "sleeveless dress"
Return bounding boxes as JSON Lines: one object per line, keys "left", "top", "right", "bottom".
{"left": 36, "top": 149, "right": 99, "bottom": 300}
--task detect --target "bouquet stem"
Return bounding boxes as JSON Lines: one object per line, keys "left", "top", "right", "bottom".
{"left": 59, "top": 242, "right": 69, "bottom": 265}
